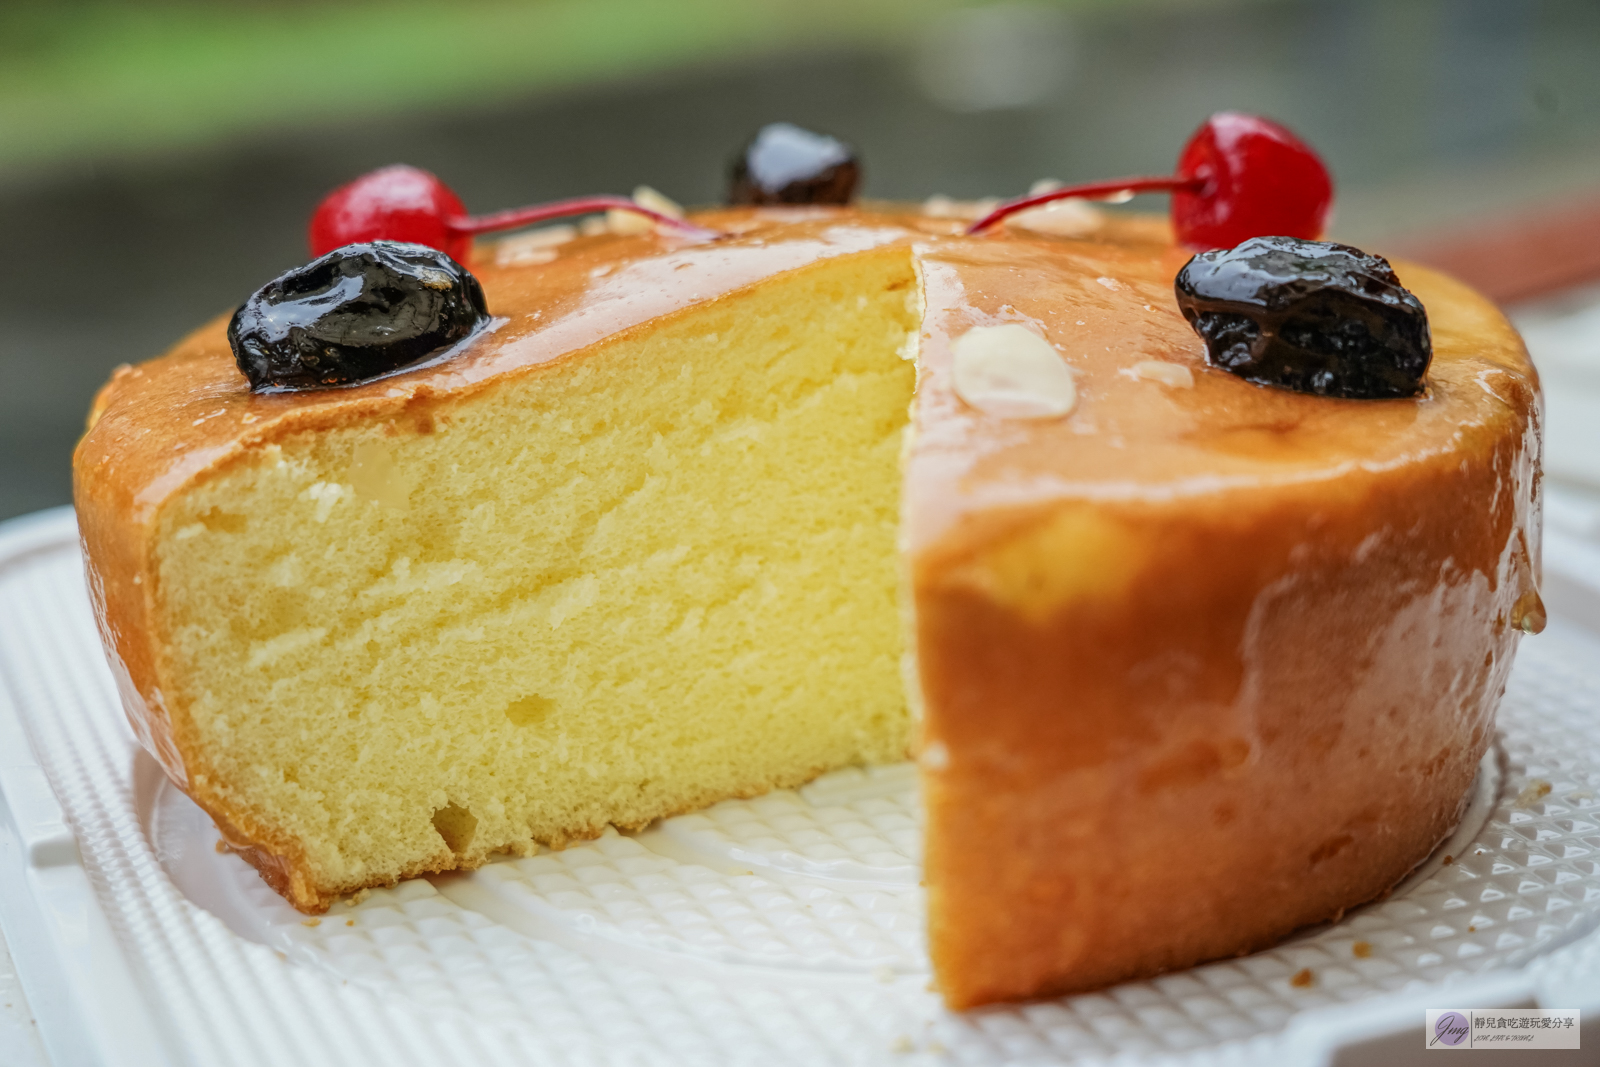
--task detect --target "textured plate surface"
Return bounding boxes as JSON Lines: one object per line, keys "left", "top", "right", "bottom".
{"left": 3, "top": 509, "right": 1600, "bottom": 1066}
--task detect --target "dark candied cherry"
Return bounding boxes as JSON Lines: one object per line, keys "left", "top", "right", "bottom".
{"left": 728, "top": 123, "right": 860, "bottom": 205}
{"left": 968, "top": 112, "right": 1332, "bottom": 250}
{"left": 1174, "top": 235, "right": 1431, "bottom": 399}
{"left": 308, "top": 168, "right": 721, "bottom": 261}
{"left": 229, "top": 241, "right": 490, "bottom": 392}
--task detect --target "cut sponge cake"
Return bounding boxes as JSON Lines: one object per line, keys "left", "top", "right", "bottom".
{"left": 75, "top": 209, "right": 1540, "bottom": 1007}
{"left": 123, "top": 244, "right": 919, "bottom": 908}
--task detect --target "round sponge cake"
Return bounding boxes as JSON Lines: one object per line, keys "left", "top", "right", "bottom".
{"left": 73, "top": 207, "right": 1540, "bottom": 1008}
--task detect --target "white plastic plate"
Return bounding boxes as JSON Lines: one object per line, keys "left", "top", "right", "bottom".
{"left": 2, "top": 502, "right": 1598, "bottom": 1066}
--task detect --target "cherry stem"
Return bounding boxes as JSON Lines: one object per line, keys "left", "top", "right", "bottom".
{"left": 448, "top": 195, "right": 723, "bottom": 240}
{"left": 966, "top": 175, "right": 1206, "bottom": 235}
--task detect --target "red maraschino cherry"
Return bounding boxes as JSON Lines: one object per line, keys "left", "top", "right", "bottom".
{"left": 968, "top": 112, "right": 1333, "bottom": 250}
{"left": 308, "top": 165, "right": 720, "bottom": 262}
{"left": 310, "top": 166, "right": 473, "bottom": 262}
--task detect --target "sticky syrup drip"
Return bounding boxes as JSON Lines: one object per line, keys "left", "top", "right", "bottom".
{"left": 1509, "top": 531, "right": 1546, "bottom": 635}
{"left": 1513, "top": 589, "right": 1547, "bottom": 635}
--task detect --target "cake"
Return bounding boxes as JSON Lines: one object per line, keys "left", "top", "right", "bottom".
{"left": 74, "top": 198, "right": 1540, "bottom": 1008}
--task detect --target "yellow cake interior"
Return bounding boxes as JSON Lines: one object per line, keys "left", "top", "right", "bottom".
{"left": 154, "top": 247, "right": 920, "bottom": 902}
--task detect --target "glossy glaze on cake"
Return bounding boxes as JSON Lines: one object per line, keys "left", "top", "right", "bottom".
{"left": 903, "top": 220, "right": 1540, "bottom": 1006}
{"left": 73, "top": 206, "right": 1540, "bottom": 1008}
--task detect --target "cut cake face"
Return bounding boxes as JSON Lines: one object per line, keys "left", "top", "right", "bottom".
{"left": 73, "top": 209, "right": 1540, "bottom": 1006}
{"left": 89, "top": 233, "right": 922, "bottom": 911}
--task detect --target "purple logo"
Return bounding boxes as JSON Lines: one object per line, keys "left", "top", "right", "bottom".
{"left": 1432, "top": 1011, "right": 1470, "bottom": 1047}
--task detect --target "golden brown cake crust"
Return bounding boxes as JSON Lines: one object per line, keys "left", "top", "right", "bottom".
{"left": 904, "top": 229, "right": 1539, "bottom": 1007}
{"left": 73, "top": 207, "right": 1539, "bottom": 989}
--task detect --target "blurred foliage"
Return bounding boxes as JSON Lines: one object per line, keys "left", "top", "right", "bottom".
{"left": 0, "top": 0, "right": 1009, "bottom": 174}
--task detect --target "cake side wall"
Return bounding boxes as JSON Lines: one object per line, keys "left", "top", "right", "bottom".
{"left": 915, "top": 401, "right": 1538, "bottom": 1008}
{"left": 75, "top": 366, "right": 194, "bottom": 792}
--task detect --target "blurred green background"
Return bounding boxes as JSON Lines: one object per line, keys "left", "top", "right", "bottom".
{"left": 4, "top": 0, "right": 1599, "bottom": 520}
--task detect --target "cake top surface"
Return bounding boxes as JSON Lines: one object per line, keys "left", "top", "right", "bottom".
{"left": 904, "top": 224, "right": 1535, "bottom": 554}
{"left": 76, "top": 206, "right": 1537, "bottom": 554}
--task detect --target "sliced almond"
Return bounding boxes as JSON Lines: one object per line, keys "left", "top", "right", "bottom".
{"left": 1128, "top": 360, "right": 1194, "bottom": 388}
{"left": 633, "top": 185, "right": 684, "bottom": 218}
{"left": 921, "top": 195, "right": 1002, "bottom": 220}
{"left": 609, "top": 185, "right": 685, "bottom": 235}
{"left": 951, "top": 323, "right": 1077, "bottom": 419}
{"left": 1009, "top": 196, "right": 1102, "bottom": 237}
{"left": 495, "top": 224, "right": 578, "bottom": 266}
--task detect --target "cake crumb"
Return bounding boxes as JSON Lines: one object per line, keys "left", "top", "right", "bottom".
{"left": 1290, "top": 968, "right": 1314, "bottom": 988}
{"left": 1468, "top": 925, "right": 1477, "bottom": 932}
{"left": 1515, "top": 779, "right": 1553, "bottom": 808}
{"left": 214, "top": 839, "right": 228, "bottom": 854}
{"left": 890, "top": 1035, "right": 914, "bottom": 1054}
{"left": 1442, "top": 854, "right": 1453, "bottom": 865}
{"left": 344, "top": 888, "right": 371, "bottom": 907}
{"left": 301, "top": 918, "right": 320, "bottom": 928}
{"left": 1352, "top": 941, "right": 1372, "bottom": 958}
{"left": 346, "top": 919, "right": 355, "bottom": 927}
